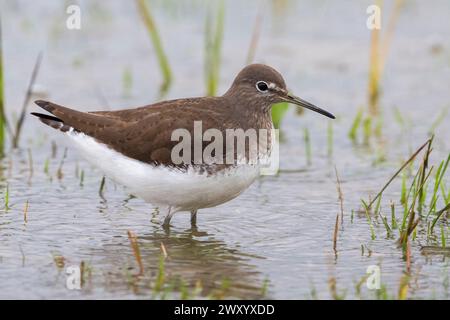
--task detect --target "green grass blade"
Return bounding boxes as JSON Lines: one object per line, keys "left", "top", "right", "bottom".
{"left": 136, "top": 0, "right": 172, "bottom": 97}
{"left": 303, "top": 127, "right": 312, "bottom": 166}
{"left": 361, "top": 199, "right": 376, "bottom": 240}
{"left": 0, "top": 20, "right": 5, "bottom": 156}
{"left": 205, "top": 0, "right": 225, "bottom": 96}
{"left": 348, "top": 108, "right": 363, "bottom": 141}
{"left": 271, "top": 102, "right": 288, "bottom": 129}
{"left": 327, "top": 121, "right": 333, "bottom": 158}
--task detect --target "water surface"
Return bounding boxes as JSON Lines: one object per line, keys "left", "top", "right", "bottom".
{"left": 0, "top": 0, "right": 449, "bottom": 299}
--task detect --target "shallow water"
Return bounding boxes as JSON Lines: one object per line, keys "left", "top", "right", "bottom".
{"left": 0, "top": 0, "right": 449, "bottom": 299}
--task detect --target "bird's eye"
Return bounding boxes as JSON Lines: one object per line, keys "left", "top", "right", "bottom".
{"left": 256, "top": 81, "right": 269, "bottom": 93}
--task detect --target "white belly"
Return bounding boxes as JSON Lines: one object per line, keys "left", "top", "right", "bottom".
{"left": 67, "top": 131, "right": 260, "bottom": 212}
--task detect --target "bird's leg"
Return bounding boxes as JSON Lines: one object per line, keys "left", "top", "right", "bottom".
{"left": 190, "top": 210, "right": 198, "bottom": 226}
{"left": 163, "top": 206, "right": 174, "bottom": 228}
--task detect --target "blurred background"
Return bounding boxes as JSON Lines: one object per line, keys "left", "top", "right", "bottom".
{"left": 0, "top": 0, "right": 449, "bottom": 299}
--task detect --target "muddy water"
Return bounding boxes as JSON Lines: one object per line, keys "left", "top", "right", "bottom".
{"left": 0, "top": 0, "right": 449, "bottom": 299}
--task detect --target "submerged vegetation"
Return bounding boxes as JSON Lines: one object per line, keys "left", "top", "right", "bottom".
{"left": 363, "top": 136, "right": 450, "bottom": 244}
{"left": 359, "top": 136, "right": 449, "bottom": 298}
{"left": 122, "top": 230, "right": 269, "bottom": 299}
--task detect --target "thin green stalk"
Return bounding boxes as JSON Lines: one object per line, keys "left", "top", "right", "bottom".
{"left": 428, "top": 153, "right": 450, "bottom": 214}
{"left": 4, "top": 183, "right": 9, "bottom": 210}
{"left": 260, "top": 278, "right": 269, "bottom": 297}
{"left": 79, "top": 170, "right": 84, "bottom": 187}
{"left": 381, "top": 214, "right": 392, "bottom": 238}
{"left": 0, "top": 19, "right": 4, "bottom": 157}
{"left": 205, "top": 0, "right": 225, "bottom": 96}
{"left": 127, "top": 230, "right": 144, "bottom": 276}
{"left": 446, "top": 187, "right": 450, "bottom": 204}
{"left": 43, "top": 158, "right": 49, "bottom": 174}
{"left": 374, "top": 195, "right": 391, "bottom": 237}
{"left": 399, "top": 166, "right": 434, "bottom": 245}
{"left": 12, "top": 52, "right": 43, "bottom": 148}
{"left": 374, "top": 113, "right": 383, "bottom": 137}
{"left": 401, "top": 169, "right": 420, "bottom": 231}
{"left": 136, "top": 0, "right": 172, "bottom": 96}
{"left": 374, "top": 194, "right": 382, "bottom": 217}
{"left": 390, "top": 202, "right": 398, "bottom": 230}
{"left": 430, "top": 203, "right": 450, "bottom": 231}
{"left": 362, "top": 116, "right": 372, "bottom": 145}
{"left": 368, "top": 138, "right": 431, "bottom": 209}
{"left": 349, "top": 108, "right": 363, "bottom": 141}
{"left": 400, "top": 172, "right": 407, "bottom": 204}
{"left": 367, "top": 0, "right": 404, "bottom": 116}
{"left": 361, "top": 200, "right": 376, "bottom": 240}
{"left": 56, "top": 147, "right": 67, "bottom": 180}
{"left": 304, "top": 127, "right": 311, "bottom": 166}
{"left": 154, "top": 255, "right": 165, "bottom": 293}
{"left": 417, "top": 135, "right": 433, "bottom": 214}
{"left": 327, "top": 121, "right": 333, "bottom": 158}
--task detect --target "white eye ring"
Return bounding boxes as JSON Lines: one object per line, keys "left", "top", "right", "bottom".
{"left": 256, "top": 81, "right": 269, "bottom": 93}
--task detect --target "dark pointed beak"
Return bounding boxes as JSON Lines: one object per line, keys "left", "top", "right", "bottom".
{"left": 283, "top": 92, "right": 335, "bottom": 119}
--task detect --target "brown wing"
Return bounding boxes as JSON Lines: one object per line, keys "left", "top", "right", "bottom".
{"left": 33, "top": 99, "right": 232, "bottom": 167}
{"left": 32, "top": 100, "right": 126, "bottom": 134}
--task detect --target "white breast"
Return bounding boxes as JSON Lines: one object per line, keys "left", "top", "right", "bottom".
{"left": 67, "top": 131, "right": 260, "bottom": 212}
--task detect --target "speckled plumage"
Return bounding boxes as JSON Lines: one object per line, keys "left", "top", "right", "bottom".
{"left": 32, "top": 65, "right": 286, "bottom": 169}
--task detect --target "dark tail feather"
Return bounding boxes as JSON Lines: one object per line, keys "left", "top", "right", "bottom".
{"left": 31, "top": 112, "right": 72, "bottom": 132}
{"left": 33, "top": 99, "right": 116, "bottom": 137}
{"left": 31, "top": 112, "right": 62, "bottom": 123}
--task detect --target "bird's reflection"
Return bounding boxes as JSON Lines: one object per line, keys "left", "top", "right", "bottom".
{"left": 88, "top": 223, "right": 267, "bottom": 299}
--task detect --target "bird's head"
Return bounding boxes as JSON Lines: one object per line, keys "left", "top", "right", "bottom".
{"left": 226, "top": 63, "right": 335, "bottom": 119}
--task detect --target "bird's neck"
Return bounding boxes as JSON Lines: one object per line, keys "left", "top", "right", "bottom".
{"left": 222, "top": 92, "right": 273, "bottom": 131}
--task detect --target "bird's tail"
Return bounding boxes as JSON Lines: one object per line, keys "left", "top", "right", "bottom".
{"left": 30, "top": 111, "right": 73, "bottom": 132}
{"left": 31, "top": 100, "right": 115, "bottom": 135}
